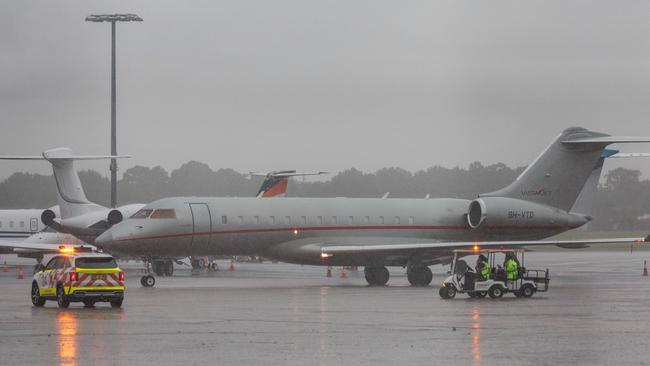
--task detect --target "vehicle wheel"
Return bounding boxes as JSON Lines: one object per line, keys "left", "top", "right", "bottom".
{"left": 31, "top": 282, "right": 46, "bottom": 307}
{"left": 475, "top": 291, "right": 487, "bottom": 298}
{"left": 364, "top": 267, "right": 389, "bottom": 286}
{"left": 488, "top": 285, "right": 504, "bottom": 299}
{"left": 520, "top": 284, "right": 535, "bottom": 298}
{"left": 83, "top": 300, "right": 95, "bottom": 308}
{"left": 142, "top": 275, "right": 156, "bottom": 287}
{"left": 56, "top": 285, "right": 70, "bottom": 308}
{"left": 110, "top": 299, "right": 123, "bottom": 308}
{"left": 407, "top": 266, "right": 433, "bottom": 287}
{"left": 438, "top": 286, "right": 450, "bottom": 299}
{"left": 442, "top": 285, "right": 457, "bottom": 299}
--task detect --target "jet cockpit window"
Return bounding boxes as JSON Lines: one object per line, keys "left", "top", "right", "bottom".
{"left": 131, "top": 209, "right": 153, "bottom": 219}
{"left": 151, "top": 209, "right": 177, "bottom": 219}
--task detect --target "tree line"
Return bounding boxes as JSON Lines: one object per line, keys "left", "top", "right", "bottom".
{"left": 0, "top": 161, "right": 648, "bottom": 231}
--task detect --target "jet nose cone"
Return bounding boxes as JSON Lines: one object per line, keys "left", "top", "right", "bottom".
{"left": 95, "top": 230, "right": 113, "bottom": 248}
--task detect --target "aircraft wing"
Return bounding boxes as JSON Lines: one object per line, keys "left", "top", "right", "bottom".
{"left": 0, "top": 241, "right": 96, "bottom": 254}
{"left": 319, "top": 236, "right": 649, "bottom": 258}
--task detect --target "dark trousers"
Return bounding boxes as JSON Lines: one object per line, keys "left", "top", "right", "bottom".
{"left": 465, "top": 272, "right": 484, "bottom": 290}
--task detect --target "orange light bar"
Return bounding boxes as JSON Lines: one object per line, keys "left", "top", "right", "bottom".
{"left": 59, "top": 247, "right": 75, "bottom": 254}
{"left": 321, "top": 252, "right": 332, "bottom": 258}
{"left": 293, "top": 229, "right": 299, "bottom": 235}
{"left": 473, "top": 244, "right": 479, "bottom": 252}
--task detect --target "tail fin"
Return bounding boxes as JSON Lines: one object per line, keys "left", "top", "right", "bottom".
{"left": 0, "top": 148, "right": 129, "bottom": 219}
{"left": 480, "top": 127, "right": 650, "bottom": 211}
{"left": 250, "top": 171, "right": 327, "bottom": 198}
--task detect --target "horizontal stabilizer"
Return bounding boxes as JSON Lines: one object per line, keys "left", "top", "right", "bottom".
{"left": 563, "top": 136, "right": 650, "bottom": 145}
{"left": 608, "top": 153, "right": 650, "bottom": 158}
{"left": 249, "top": 171, "right": 327, "bottom": 178}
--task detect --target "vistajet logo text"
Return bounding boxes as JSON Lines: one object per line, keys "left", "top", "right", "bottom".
{"left": 521, "top": 189, "right": 553, "bottom": 197}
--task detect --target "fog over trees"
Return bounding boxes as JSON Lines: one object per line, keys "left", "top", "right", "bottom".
{"left": 0, "top": 162, "right": 648, "bottom": 231}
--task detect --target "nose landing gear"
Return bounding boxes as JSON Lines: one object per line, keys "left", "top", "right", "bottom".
{"left": 140, "top": 274, "right": 156, "bottom": 287}
{"left": 139, "top": 259, "right": 157, "bottom": 287}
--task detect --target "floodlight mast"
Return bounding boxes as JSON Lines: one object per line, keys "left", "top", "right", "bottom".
{"left": 85, "top": 14, "right": 142, "bottom": 208}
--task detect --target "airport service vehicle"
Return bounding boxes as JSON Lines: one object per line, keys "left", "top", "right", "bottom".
{"left": 31, "top": 248, "right": 125, "bottom": 308}
{"left": 96, "top": 127, "right": 650, "bottom": 287}
{"left": 438, "top": 249, "right": 549, "bottom": 299}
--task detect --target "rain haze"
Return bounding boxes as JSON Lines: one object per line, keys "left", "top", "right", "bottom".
{"left": 1, "top": 0, "right": 649, "bottom": 181}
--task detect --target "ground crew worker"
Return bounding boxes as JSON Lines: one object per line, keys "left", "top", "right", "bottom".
{"left": 476, "top": 254, "right": 490, "bottom": 280}
{"left": 504, "top": 252, "right": 519, "bottom": 281}
{"left": 465, "top": 254, "right": 489, "bottom": 290}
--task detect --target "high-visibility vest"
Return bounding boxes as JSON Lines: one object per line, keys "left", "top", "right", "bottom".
{"left": 505, "top": 259, "right": 518, "bottom": 280}
{"left": 479, "top": 262, "right": 490, "bottom": 279}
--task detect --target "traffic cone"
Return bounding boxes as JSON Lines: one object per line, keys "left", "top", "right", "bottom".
{"left": 17, "top": 266, "right": 24, "bottom": 280}
{"left": 2, "top": 261, "right": 8, "bottom": 272}
{"left": 340, "top": 269, "right": 348, "bottom": 279}
{"left": 326, "top": 267, "right": 332, "bottom": 278}
{"left": 228, "top": 259, "right": 235, "bottom": 272}
{"left": 643, "top": 260, "right": 648, "bottom": 277}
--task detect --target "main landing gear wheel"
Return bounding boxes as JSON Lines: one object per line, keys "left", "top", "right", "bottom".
{"left": 153, "top": 260, "right": 174, "bottom": 276}
{"left": 164, "top": 261, "right": 174, "bottom": 276}
{"left": 364, "top": 266, "right": 390, "bottom": 286}
{"left": 31, "top": 282, "right": 45, "bottom": 307}
{"left": 140, "top": 275, "right": 156, "bottom": 287}
{"left": 407, "top": 265, "right": 433, "bottom": 287}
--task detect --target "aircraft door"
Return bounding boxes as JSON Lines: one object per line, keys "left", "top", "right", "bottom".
{"left": 189, "top": 203, "right": 212, "bottom": 249}
{"left": 30, "top": 218, "right": 38, "bottom": 232}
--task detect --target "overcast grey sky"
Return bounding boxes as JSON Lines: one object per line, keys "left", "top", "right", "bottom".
{"left": 1, "top": 0, "right": 649, "bottom": 181}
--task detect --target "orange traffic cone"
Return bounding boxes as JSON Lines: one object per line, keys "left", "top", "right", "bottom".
{"left": 643, "top": 260, "right": 648, "bottom": 277}
{"left": 228, "top": 259, "right": 235, "bottom": 272}
{"left": 2, "top": 261, "right": 8, "bottom": 272}
{"left": 326, "top": 267, "right": 332, "bottom": 278}
{"left": 340, "top": 269, "right": 348, "bottom": 279}
{"left": 17, "top": 266, "right": 24, "bottom": 280}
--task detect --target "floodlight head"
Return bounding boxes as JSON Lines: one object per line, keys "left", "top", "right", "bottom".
{"left": 85, "top": 14, "right": 143, "bottom": 22}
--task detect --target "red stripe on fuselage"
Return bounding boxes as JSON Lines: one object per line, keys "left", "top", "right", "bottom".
{"left": 115, "top": 225, "right": 563, "bottom": 242}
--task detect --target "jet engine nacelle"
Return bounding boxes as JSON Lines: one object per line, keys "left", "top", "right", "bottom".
{"left": 41, "top": 209, "right": 56, "bottom": 227}
{"left": 467, "top": 197, "right": 588, "bottom": 230}
{"left": 107, "top": 209, "right": 123, "bottom": 226}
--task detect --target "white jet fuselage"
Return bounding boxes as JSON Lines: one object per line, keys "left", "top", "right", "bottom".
{"left": 98, "top": 196, "right": 582, "bottom": 266}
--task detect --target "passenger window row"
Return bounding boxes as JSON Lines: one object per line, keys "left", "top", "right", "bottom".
{"left": 0, "top": 221, "right": 24, "bottom": 229}
{"left": 218, "top": 215, "right": 416, "bottom": 226}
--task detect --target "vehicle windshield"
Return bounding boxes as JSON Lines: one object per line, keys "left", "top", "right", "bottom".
{"left": 75, "top": 257, "right": 117, "bottom": 269}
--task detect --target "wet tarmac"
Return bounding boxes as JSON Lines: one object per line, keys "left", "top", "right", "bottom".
{"left": 1, "top": 251, "right": 650, "bottom": 366}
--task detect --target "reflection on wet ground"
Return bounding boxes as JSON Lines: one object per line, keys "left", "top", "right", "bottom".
{"left": 57, "top": 311, "right": 76, "bottom": 366}
{"left": 1, "top": 251, "right": 650, "bottom": 365}
{"left": 471, "top": 305, "right": 480, "bottom": 366}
